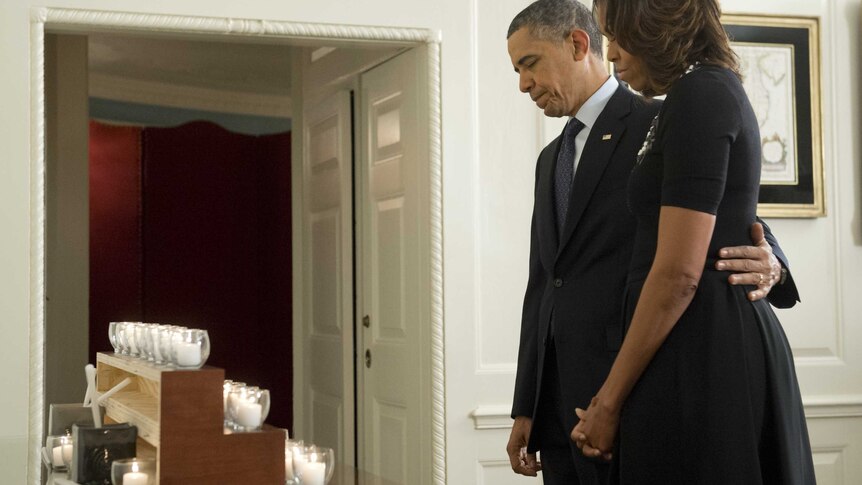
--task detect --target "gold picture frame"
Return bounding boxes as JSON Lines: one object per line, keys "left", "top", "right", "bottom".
{"left": 722, "top": 14, "right": 825, "bottom": 217}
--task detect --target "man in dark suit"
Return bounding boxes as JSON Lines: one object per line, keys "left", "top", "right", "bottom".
{"left": 504, "top": 1, "right": 799, "bottom": 483}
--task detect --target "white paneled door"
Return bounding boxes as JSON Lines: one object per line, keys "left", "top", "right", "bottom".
{"left": 357, "top": 47, "right": 431, "bottom": 485}
{"left": 299, "top": 89, "right": 356, "bottom": 468}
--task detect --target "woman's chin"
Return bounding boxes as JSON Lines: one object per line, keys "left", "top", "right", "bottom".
{"left": 624, "top": 79, "right": 646, "bottom": 92}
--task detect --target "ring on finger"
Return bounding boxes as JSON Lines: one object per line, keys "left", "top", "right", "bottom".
{"left": 757, "top": 273, "right": 764, "bottom": 284}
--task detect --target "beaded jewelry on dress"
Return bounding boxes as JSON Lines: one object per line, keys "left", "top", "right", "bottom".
{"left": 636, "top": 115, "right": 659, "bottom": 165}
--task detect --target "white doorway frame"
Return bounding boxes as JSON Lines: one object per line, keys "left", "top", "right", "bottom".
{"left": 28, "top": 8, "right": 445, "bottom": 485}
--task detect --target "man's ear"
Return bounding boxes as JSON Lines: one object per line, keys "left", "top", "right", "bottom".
{"left": 568, "top": 29, "right": 591, "bottom": 61}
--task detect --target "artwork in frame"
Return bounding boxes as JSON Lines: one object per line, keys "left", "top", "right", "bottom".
{"left": 722, "top": 14, "right": 825, "bottom": 217}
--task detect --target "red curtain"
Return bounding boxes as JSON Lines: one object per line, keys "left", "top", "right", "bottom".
{"left": 89, "top": 120, "right": 293, "bottom": 431}
{"left": 89, "top": 121, "right": 143, "bottom": 358}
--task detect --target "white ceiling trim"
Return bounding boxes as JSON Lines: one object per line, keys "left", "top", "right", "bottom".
{"left": 36, "top": 7, "right": 438, "bottom": 44}
{"left": 89, "top": 73, "right": 292, "bottom": 118}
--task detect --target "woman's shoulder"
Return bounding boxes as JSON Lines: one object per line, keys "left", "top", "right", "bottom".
{"left": 664, "top": 65, "right": 744, "bottom": 110}
{"left": 671, "top": 65, "right": 742, "bottom": 95}
{"left": 656, "top": 65, "right": 748, "bottom": 135}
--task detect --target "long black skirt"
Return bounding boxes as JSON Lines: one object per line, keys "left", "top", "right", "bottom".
{"left": 610, "top": 269, "right": 816, "bottom": 485}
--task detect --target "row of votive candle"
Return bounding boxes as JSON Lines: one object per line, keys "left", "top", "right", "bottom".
{"left": 223, "top": 380, "right": 272, "bottom": 431}
{"left": 285, "top": 440, "right": 334, "bottom": 485}
{"left": 109, "top": 322, "right": 210, "bottom": 369}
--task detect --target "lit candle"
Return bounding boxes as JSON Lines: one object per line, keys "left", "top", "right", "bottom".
{"left": 61, "top": 443, "right": 73, "bottom": 464}
{"left": 175, "top": 342, "right": 201, "bottom": 367}
{"left": 51, "top": 446, "right": 64, "bottom": 467}
{"left": 123, "top": 471, "right": 148, "bottom": 485}
{"left": 303, "top": 462, "right": 326, "bottom": 485}
{"left": 237, "top": 402, "right": 262, "bottom": 429}
{"left": 123, "top": 462, "right": 149, "bottom": 485}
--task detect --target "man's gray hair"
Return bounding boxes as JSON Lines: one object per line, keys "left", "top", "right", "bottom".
{"left": 507, "top": 0, "right": 603, "bottom": 58}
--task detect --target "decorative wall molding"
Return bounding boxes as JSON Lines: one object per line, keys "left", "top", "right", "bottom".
{"left": 804, "top": 395, "right": 862, "bottom": 419}
{"left": 89, "top": 73, "right": 293, "bottom": 118}
{"left": 823, "top": 0, "right": 846, "bottom": 369}
{"left": 33, "top": 7, "right": 440, "bottom": 44}
{"left": 470, "top": 405, "right": 513, "bottom": 430}
{"left": 475, "top": 364, "right": 517, "bottom": 375}
{"left": 426, "top": 38, "right": 447, "bottom": 485}
{"left": 811, "top": 446, "right": 845, "bottom": 484}
{"left": 27, "top": 14, "right": 46, "bottom": 485}
{"left": 477, "top": 459, "right": 518, "bottom": 485}
{"left": 30, "top": 8, "right": 445, "bottom": 485}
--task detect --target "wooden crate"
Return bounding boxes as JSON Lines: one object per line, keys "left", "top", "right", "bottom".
{"left": 96, "top": 353, "right": 284, "bottom": 484}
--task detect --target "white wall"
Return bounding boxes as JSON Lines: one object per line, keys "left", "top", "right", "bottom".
{"left": 44, "top": 33, "right": 90, "bottom": 439}
{"left": 1, "top": 0, "right": 861, "bottom": 484}
{"left": 463, "top": 0, "right": 862, "bottom": 483}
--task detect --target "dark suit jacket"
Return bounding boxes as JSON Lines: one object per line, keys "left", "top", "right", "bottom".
{"left": 511, "top": 85, "right": 798, "bottom": 451}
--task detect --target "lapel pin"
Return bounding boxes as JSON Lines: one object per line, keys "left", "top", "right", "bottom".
{"left": 602, "top": 134, "right": 612, "bottom": 140}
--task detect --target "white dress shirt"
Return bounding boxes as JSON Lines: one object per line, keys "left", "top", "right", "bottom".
{"left": 570, "top": 75, "right": 619, "bottom": 173}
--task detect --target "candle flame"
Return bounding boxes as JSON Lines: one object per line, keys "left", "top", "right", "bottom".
{"left": 132, "top": 462, "right": 139, "bottom": 473}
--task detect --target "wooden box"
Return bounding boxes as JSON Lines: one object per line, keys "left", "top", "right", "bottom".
{"left": 96, "top": 352, "right": 284, "bottom": 484}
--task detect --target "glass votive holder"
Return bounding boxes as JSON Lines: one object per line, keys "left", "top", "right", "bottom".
{"left": 109, "top": 322, "right": 121, "bottom": 353}
{"left": 225, "top": 384, "right": 248, "bottom": 429}
{"left": 127, "top": 323, "right": 144, "bottom": 357}
{"left": 223, "top": 380, "right": 246, "bottom": 426}
{"left": 60, "top": 435, "right": 75, "bottom": 470}
{"left": 162, "top": 325, "right": 186, "bottom": 367}
{"left": 227, "top": 387, "right": 270, "bottom": 431}
{"left": 115, "top": 322, "right": 133, "bottom": 355}
{"left": 148, "top": 327, "right": 160, "bottom": 361}
{"left": 172, "top": 328, "right": 210, "bottom": 369}
{"left": 223, "top": 379, "right": 235, "bottom": 403}
{"left": 145, "top": 324, "right": 166, "bottom": 364}
{"left": 47, "top": 435, "right": 73, "bottom": 471}
{"left": 285, "top": 439, "right": 304, "bottom": 483}
{"left": 223, "top": 380, "right": 233, "bottom": 425}
{"left": 293, "top": 446, "right": 335, "bottom": 485}
{"left": 156, "top": 327, "right": 173, "bottom": 366}
{"left": 139, "top": 324, "right": 154, "bottom": 362}
{"left": 135, "top": 323, "right": 152, "bottom": 360}
{"left": 111, "top": 458, "right": 156, "bottom": 485}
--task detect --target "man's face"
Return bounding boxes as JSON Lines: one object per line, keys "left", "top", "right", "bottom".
{"left": 508, "top": 27, "right": 584, "bottom": 118}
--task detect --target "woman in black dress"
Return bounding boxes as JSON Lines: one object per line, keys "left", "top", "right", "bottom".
{"left": 571, "top": 1, "right": 816, "bottom": 483}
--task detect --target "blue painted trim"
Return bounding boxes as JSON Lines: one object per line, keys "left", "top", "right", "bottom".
{"left": 89, "top": 97, "right": 291, "bottom": 136}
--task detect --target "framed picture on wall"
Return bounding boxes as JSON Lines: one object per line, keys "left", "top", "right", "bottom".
{"left": 722, "top": 14, "right": 825, "bottom": 217}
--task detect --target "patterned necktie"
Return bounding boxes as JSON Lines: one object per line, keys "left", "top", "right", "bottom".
{"left": 554, "top": 118, "right": 585, "bottom": 234}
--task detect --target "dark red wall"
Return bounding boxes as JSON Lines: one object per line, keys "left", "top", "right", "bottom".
{"left": 89, "top": 122, "right": 144, "bottom": 353}
{"left": 89, "top": 120, "right": 293, "bottom": 431}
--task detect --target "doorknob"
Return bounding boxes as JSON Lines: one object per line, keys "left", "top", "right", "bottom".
{"left": 362, "top": 315, "right": 370, "bottom": 328}
{"left": 365, "top": 349, "right": 372, "bottom": 368}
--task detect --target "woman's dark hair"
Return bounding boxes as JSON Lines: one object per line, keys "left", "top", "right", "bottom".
{"left": 593, "top": 0, "right": 740, "bottom": 96}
